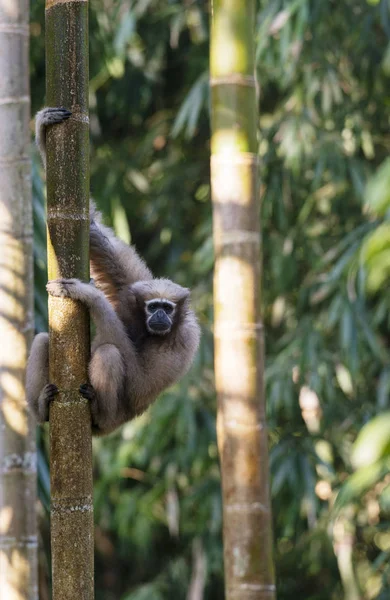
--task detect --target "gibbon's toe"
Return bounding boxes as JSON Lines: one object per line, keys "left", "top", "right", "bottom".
{"left": 79, "top": 383, "right": 95, "bottom": 401}
{"left": 43, "top": 383, "right": 58, "bottom": 400}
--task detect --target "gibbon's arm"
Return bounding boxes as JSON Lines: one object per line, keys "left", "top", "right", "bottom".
{"left": 25, "top": 332, "right": 58, "bottom": 422}
{"left": 46, "top": 278, "right": 131, "bottom": 353}
{"left": 89, "top": 210, "right": 152, "bottom": 306}
{"left": 35, "top": 107, "right": 152, "bottom": 305}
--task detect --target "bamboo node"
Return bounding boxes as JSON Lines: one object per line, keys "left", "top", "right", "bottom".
{"left": 46, "top": 0, "right": 88, "bottom": 9}
{"left": 229, "top": 583, "right": 276, "bottom": 592}
{"left": 210, "top": 74, "right": 256, "bottom": 87}
{"left": 0, "top": 155, "right": 31, "bottom": 165}
{"left": 0, "top": 95, "right": 30, "bottom": 106}
{"left": 1, "top": 451, "right": 37, "bottom": 473}
{"left": 53, "top": 398, "right": 90, "bottom": 408}
{"left": 225, "top": 420, "right": 263, "bottom": 431}
{"left": 0, "top": 535, "right": 38, "bottom": 549}
{"left": 51, "top": 499, "right": 94, "bottom": 515}
{"left": 0, "top": 24, "right": 29, "bottom": 35}
{"left": 225, "top": 502, "right": 267, "bottom": 514}
{"left": 214, "top": 322, "right": 264, "bottom": 340}
{"left": 47, "top": 211, "right": 89, "bottom": 221}
{"left": 211, "top": 153, "right": 259, "bottom": 166}
{"left": 214, "top": 231, "right": 261, "bottom": 246}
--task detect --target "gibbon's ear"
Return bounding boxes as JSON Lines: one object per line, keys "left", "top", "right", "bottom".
{"left": 175, "top": 287, "right": 190, "bottom": 303}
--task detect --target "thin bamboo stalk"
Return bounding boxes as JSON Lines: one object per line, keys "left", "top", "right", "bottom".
{"left": 210, "top": 1, "right": 276, "bottom": 599}
{"left": 45, "top": 1, "right": 93, "bottom": 598}
{"left": 0, "top": 0, "right": 38, "bottom": 598}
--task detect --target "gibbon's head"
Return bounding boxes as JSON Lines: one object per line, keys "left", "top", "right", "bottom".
{"left": 131, "top": 279, "right": 190, "bottom": 337}
{"left": 144, "top": 298, "right": 176, "bottom": 335}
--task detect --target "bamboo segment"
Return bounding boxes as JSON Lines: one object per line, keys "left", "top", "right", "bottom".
{"left": 210, "top": 2, "right": 276, "bottom": 599}
{"left": 0, "top": 0, "right": 38, "bottom": 597}
{"left": 45, "top": 1, "right": 93, "bottom": 598}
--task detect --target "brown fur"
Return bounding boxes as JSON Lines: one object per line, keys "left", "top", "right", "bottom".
{"left": 27, "top": 107, "right": 201, "bottom": 435}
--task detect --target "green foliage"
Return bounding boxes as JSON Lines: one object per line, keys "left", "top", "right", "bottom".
{"left": 352, "top": 412, "right": 390, "bottom": 468}
{"left": 334, "top": 459, "right": 390, "bottom": 511}
{"left": 361, "top": 158, "right": 390, "bottom": 292}
{"left": 30, "top": 0, "right": 390, "bottom": 599}
{"left": 364, "top": 158, "right": 390, "bottom": 218}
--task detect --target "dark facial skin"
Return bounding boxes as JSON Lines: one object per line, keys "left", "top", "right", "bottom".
{"left": 145, "top": 300, "right": 176, "bottom": 335}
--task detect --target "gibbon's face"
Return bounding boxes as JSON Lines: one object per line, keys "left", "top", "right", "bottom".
{"left": 144, "top": 298, "right": 176, "bottom": 336}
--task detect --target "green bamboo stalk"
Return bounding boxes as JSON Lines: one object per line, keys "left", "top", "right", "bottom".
{"left": 210, "top": 2, "right": 276, "bottom": 599}
{"left": 0, "top": 0, "right": 38, "bottom": 597}
{"left": 44, "top": 1, "right": 93, "bottom": 598}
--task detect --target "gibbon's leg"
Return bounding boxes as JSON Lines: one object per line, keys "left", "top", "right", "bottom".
{"left": 46, "top": 279, "right": 131, "bottom": 434}
{"left": 35, "top": 107, "right": 71, "bottom": 166}
{"left": 80, "top": 344, "right": 125, "bottom": 434}
{"left": 46, "top": 278, "right": 129, "bottom": 348}
{"left": 26, "top": 333, "right": 59, "bottom": 422}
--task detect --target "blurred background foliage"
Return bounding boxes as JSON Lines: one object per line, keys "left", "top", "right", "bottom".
{"left": 29, "top": 0, "right": 390, "bottom": 598}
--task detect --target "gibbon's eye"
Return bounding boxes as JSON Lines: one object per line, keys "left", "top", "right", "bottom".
{"left": 162, "top": 303, "right": 174, "bottom": 314}
{"left": 147, "top": 302, "right": 160, "bottom": 312}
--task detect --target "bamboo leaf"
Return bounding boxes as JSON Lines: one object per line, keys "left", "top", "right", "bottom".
{"left": 364, "top": 158, "right": 390, "bottom": 217}
{"left": 351, "top": 412, "right": 390, "bottom": 468}
{"left": 334, "top": 459, "right": 390, "bottom": 512}
{"left": 171, "top": 71, "right": 209, "bottom": 139}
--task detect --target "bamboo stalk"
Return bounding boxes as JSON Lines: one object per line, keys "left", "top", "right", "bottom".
{"left": 210, "top": 2, "right": 276, "bottom": 599}
{"left": 0, "top": 0, "right": 38, "bottom": 597}
{"left": 45, "top": 1, "right": 93, "bottom": 598}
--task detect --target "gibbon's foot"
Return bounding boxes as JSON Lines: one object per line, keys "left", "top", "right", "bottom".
{"left": 79, "top": 384, "right": 100, "bottom": 430}
{"left": 79, "top": 383, "right": 96, "bottom": 401}
{"left": 37, "top": 383, "right": 58, "bottom": 422}
{"left": 46, "top": 278, "right": 79, "bottom": 298}
{"left": 38, "top": 106, "right": 72, "bottom": 127}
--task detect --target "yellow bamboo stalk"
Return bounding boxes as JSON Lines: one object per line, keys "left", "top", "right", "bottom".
{"left": 210, "top": 1, "right": 276, "bottom": 599}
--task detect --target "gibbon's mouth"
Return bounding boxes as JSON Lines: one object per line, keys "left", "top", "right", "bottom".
{"left": 146, "top": 318, "right": 171, "bottom": 335}
{"left": 148, "top": 324, "right": 171, "bottom": 336}
{"left": 147, "top": 310, "right": 172, "bottom": 335}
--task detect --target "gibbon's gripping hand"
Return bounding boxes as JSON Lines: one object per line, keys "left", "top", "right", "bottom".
{"left": 46, "top": 278, "right": 82, "bottom": 299}
{"left": 36, "top": 106, "right": 72, "bottom": 126}
{"left": 35, "top": 107, "right": 72, "bottom": 166}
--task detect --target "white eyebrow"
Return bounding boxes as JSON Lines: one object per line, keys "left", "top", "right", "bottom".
{"left": 145, "top": 298, "right": 176, "bottom": 308}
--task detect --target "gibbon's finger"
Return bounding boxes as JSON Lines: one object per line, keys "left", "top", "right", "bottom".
{"left": 48, "top": 278, "right": 77, "bottom": 284}
{"left": 45, "top": 107, "right": 71, "bottom": 113}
